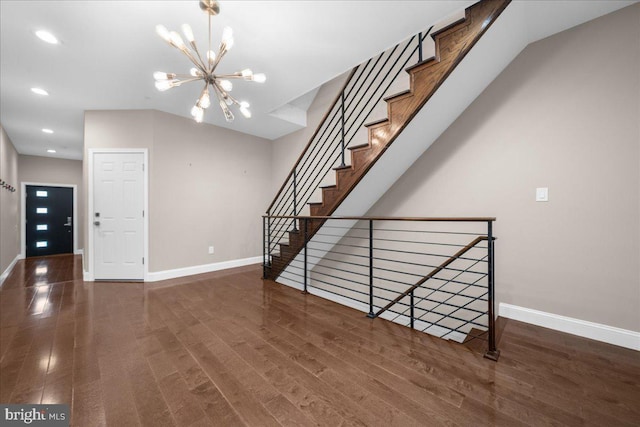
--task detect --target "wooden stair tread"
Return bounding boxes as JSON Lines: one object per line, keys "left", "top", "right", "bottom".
{"left": 430, "top": 17, "right": 467, "bottom": 39}
{"left": 333, "top": 164, "right": 353, "bottom": 171}
{"left": 348, "top": 143, "right": 370, "bottom": 151}
{"left": 364, "top": 117, "right": 389, "bottom": 128}
{"left": 405, "top": 56, "right": 438, "bottom": 73}
{"left": 320, "top": 184, "right": 337, "bottom": 190}
{"left": 383, "top": 89, "right": 412, "bottom": 103}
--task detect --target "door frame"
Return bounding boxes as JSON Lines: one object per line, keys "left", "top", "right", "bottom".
{"left": 21, "top": 182, "right": 78, "bottom": 258}
{"left": 87, "top": 148, "right": 149, "bottom": 282}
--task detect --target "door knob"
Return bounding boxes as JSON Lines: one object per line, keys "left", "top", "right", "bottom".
{"left": 94, "top": 221, "right": 101, "bottom": 226}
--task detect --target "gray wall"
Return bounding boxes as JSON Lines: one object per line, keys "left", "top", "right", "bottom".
{"left": 363, "top": 5, "right": 639, "bottom": 331}
{"left": 84, "top": 109, "right": 272, "bottom": 273}
{"left": 0, "top": 126, "right": 20, "bottom": 276}
{"left": 18, "top": 155, "right": 84, "bottom": 253}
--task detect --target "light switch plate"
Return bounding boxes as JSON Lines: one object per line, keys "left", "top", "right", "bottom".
{"left": 536, "top": 187, "right": 549, "bottom": 202}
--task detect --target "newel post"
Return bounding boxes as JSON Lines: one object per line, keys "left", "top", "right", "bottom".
{"left": 484, "top": 220, "right": 500, "bottom": 361}
{"left": 367, "top": 219, "right": 375, "bottom": 318}
{"left": 303, "top": 217, "right": 308, "bottom": 294}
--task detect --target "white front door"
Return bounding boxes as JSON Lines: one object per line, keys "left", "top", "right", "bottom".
{"left": 93, "top": 152, "right": 145, "bottom": 280}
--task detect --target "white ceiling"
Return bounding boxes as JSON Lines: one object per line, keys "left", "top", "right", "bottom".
{"left": 1, "top": 0, "right": 635, "bottom": 161}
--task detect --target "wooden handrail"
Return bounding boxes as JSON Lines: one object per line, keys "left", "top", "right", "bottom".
{"left": 266, "top": 66, "right": 360, "bottom": 214}
{"left": 262, "top": 215, "right": 495, "bottom": 222}
{"left": 374, "top": 235, "right": 488, "bottom": 318}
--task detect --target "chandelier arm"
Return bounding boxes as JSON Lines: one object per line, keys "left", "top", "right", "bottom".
{"left": 226, "top": 94, "right": 241, "bottom": 107}
{"left": 173, "top": 73, "right": 201, "bottom": 79}
{"left": 211, "top": 84, "right": 224, "bottom": 102}
{"left": 219, "top": 87, "right": 241, "bottom": 106}
{"left": 209, "top": 46, "right": 228, "bottom": 74}
{"left": 210, "top": 83, "right": 228, "bottom": 111}
{"left": 211, "top": 80, "right": 226, "bottom": 99}
{"left": 175, "top": 77, "right": 204, "bottom": 86}
{"left": 196, "top": 83, "right": 211, "bottom": 108}
{"left": 212, "top": 80, "right": 241, "bottom": 108}
{"left": 190, "top": 42, "right": 208, "bottom": 72}
{"left": 214, "top": 73, "right": 244, "bottom": 79}
{"left": 175, "top": 44, "right": 208, "bottom": 73}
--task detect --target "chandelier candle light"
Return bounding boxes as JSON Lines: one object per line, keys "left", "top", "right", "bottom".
{"left": 154, "top": 0, "right": 266, "bottom": 123}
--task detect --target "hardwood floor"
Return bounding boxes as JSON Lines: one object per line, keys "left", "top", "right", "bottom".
{"left": 1, "top": 254, "right": 639, "bottom": 426}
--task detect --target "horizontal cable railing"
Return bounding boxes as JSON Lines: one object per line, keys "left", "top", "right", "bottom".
{"left": 265, "top": 27, "right": 434, "bottom": 259}
{"left": 263, "top": 216, "right": 499, "bottom": 361}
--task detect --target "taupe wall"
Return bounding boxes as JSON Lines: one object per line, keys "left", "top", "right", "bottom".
{"left": 84, "top": 109, "right": 271, "bottom": 273}
{"left": 0, "top": 126, "right": 20, "bottom": 275}
{"left": 150, "top": 110, "right": 271, "bottom": 271}
{"left": 18, "top": 155, "right": 84, "bottom": 253}
{"left": 365, "top": 5, "right": 640, "bottom": 331}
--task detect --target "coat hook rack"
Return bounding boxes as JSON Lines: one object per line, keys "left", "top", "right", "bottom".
{"left": 1, "top": 178, "right": 16, "bottom": 193}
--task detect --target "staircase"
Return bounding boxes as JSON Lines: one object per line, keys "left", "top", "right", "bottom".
{"left": 266, "top": 0, "right": 511, "bottom": 281}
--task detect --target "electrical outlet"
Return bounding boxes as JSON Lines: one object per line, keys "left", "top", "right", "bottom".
{"left": 208, "top": 246, "right": 214, "bottom": 254}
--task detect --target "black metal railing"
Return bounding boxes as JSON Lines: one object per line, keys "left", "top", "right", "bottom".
{"left": 263, "top": 216, "right": 500, "bottom": 361}
{"left": 265, "top": 27, "right": 434, "bottom": 262}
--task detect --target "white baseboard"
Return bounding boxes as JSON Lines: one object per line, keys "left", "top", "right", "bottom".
{"left": 145, "top": 256, "right": 262, "bottom": 282}
{"left": 0, "top": 254, "right": 22, "bottom": 286}
{"left": 499, "top": 303, "right": 640, "bottom": 351}
{"left": 74, "top": 249, "right": 84, "bottom": 256}
{"left": 83, "top": 271, "right": 94, "bottom": 282}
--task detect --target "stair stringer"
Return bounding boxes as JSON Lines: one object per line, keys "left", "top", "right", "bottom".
{"left": 275, "top": 2, "right": 528, "bottom": 337}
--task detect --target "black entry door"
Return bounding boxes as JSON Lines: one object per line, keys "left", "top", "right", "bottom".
{"left": 26, "top": 186, "right": 73, "bottom": 257}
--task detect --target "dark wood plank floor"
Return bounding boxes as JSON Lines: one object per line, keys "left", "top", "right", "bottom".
{"left": 1, "top": 254, "right": 639, "bottom": 426}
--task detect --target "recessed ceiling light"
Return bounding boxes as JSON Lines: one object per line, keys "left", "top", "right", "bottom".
{"left": 42, "top": 128, "right": 54, "bottom": 134}
{"left": 47, "top": 149, "right": 56, "bottom": 153}
{"left": 35, "top": 30, "right": 59, "bottom": 44}
{"left": 31, "top": 87, "right": 49, "bottom": 96}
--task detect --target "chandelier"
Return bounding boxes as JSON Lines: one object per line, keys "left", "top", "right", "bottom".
{"left": 154, "top": 0, "right": 265, "bottom": 123}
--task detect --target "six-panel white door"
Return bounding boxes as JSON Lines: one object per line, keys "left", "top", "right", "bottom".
{"left": 93, "top": 152, "right": 144, "bottom": 280}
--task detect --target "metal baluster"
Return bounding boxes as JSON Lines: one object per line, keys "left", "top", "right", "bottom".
{"left": 262, "top": 215, "right": 266, "bottom": 278}
{"left": 367, "top": 219, "right": 375, "bottom": 318}
{"left": 410, "top": 290, "right": 415, "bottom": 329}
{"left": 292, "top": 171, "right": 298, "bottom": 231}
{"left": 340, "top": 91, "right": 346, "bottom": 167}
{"left": 485, "top": 220, "right": 500, "bottom": 361}
{"left": 303, "top": 218, "right": 308, "bottom": 294}
{"left": 418, "top": 31, "right": 423, "bottom": 63}
{"left": 267, "top": 210, "right": 271, "bottom": 267}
